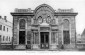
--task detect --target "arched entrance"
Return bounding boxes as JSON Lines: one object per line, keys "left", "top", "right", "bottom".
{"left": 19, "top": 19, "right": 26, "bottom": 44}
{"left": 39, "top": 26, "right": 50, "bottom": 49}
{"left": 63, "top": 19, "right": 70, "bottom": 44}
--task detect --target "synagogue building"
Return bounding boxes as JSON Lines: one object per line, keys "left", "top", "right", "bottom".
{"left": 11, "top": 4, "right": 78, "bottom": 50}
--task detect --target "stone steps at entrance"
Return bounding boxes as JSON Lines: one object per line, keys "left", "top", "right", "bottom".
{"left": 15, "top": 45, "right": 26, "bottom": 49}
{"left": 64, "top": 44, "right": 75, "bottom": 49}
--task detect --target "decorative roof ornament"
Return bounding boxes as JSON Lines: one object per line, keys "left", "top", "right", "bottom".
{"left": 14, "top": 8, "right": 33, "bottom": 13}
{"left": 57, "top": 8, "right": 74, "bottom": 13}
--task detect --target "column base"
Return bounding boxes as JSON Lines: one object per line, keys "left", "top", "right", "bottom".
{"left": 32, "top": 44, "right": 39, "bottom": 50}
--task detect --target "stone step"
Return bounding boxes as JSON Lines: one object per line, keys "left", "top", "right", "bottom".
{"left": 64, "top": 44, "right": 75, "bottom": 49}
{"left": 0, "top": 45, "right": 13, "bottom": 50}
{"left": 15, "top": 45, "right": 26, "bottom": 49}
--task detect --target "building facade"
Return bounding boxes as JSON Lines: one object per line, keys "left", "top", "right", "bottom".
{"left": 0, "top": 16, "right": 12, "bottom": 44}
{"left": 11, "top": 4, "right": 78, "bottom": 50}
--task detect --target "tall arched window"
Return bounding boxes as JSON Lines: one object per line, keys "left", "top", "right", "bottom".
{"left": 63, "top": 19, "right": 70, "bottom": 44}
{"left": 19, "top": 19, "right": 25, "bottom": 29}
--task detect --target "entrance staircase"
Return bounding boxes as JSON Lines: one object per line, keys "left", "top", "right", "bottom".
{"left": 15, "top": 45, "right": 26, "bottom": 50}
{"left": 63, "top": 44, "right": 76, "bottom": 50}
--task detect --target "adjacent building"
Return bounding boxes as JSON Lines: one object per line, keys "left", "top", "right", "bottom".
{"left": 76, "top": 34, "right": 81, "bottom": 43}
{"left": 11, "top": 4, "right": 78, "bottom": 50}
{"left": 76, "top": 29, "right": 85, "bottom": 49}
{"left": 0, "top": 16, "right": 12, "bottom": 45}
{"left": 81, "top": 29, "right": 85, "bottom": 43}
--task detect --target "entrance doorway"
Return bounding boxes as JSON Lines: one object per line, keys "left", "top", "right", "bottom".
{"left": 40, "top": 32, "right": 49, "bottom": 49}
{"left": 19, "top": 31, "right": 25, "bottom": 44}
{"left": 63, "top": 31, "right": 70, "bottom": 44}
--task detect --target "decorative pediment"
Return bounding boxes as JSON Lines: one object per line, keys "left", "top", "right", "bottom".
{"left": 34, "top": 4, "right": 55, "bottom": 13}
{"left": 33, "top": 4, "right": 56, "bottom": 26}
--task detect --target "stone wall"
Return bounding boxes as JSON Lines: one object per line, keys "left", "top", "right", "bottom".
{"left": 13, "top": 16, "right": 19, "bottom": 45}
{"left": 58, "top": 16, "right": 63, "bottom": 48}
{"left": 57, "top": 16, "right": 76, "bottom": 49}
{"left": 70, "top": 16, "right": 76, "bottom": 48}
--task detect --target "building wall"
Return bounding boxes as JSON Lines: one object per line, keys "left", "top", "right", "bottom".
{"left": 70, "top": 16, "right": 76, "bottom": 48}
{"left": 13, "top": 16, "right": 18, "bottom": 45}
{"left": 61, "top": 16, "right": 76, "bottom": 48}
{"left": 58, "top": 16, "right": 63, "bottom": 47}
{"left": 13, "top": 16, "right": 32, "bottom": 45}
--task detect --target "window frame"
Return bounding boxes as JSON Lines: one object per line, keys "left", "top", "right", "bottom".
{"left": 0, "top": 25, "right": 2, "bottom": 30}
{"left": 19, "top": 19, "right": 26, "bottom": 29}
{"left": 3, "top": 26, "right": 5, "bottom": 31}
{"left": 7, "top": 28, "right": 8, "bottom": 32}
{"left": 3, "top": 36, "right": 5, "bottom": 41}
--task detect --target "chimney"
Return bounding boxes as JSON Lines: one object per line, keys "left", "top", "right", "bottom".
{"left": 4, "top": 16, "right": 7, "bottom": 22}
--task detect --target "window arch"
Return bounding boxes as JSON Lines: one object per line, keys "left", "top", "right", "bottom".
{"left": 19, "top": 19, "right": 25, "bottom": 29}
{"left": 63, "top": 19, "right": 69, "bottom": 30}
{"left": 46, "top": 15, "right": 51, "bottom": 23}
{"left": 38, "top": 16, "right": 42, "bottom": 23}
{"left": 63, "top": 19, "right": 70, "bottom": 44}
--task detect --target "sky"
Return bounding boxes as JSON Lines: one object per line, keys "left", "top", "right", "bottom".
{"left": 0, "top": 0, "right": 85, "bottom": 34}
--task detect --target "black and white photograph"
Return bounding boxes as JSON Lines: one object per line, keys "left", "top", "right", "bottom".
{"left": 0, "top": 0, "right": 85, "bottom": 54}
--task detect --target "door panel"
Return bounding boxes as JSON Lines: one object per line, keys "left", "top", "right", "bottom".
{"left": 41, "top": 32, "right": 45, "bottom": 49}
{"left": 41, "top": 33, "right": 44, "bottom": 43}
{"left": 45, "top": 34, "right": 49, "bottom": 49}
{"left": 19, "top": 31, "right": 25, "bottom": 44}
{"left": 40, "top": 32, "right": 49, "bottom": 49}
{"left": 63, "top": 31, "right": 70, "bottom": 44}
